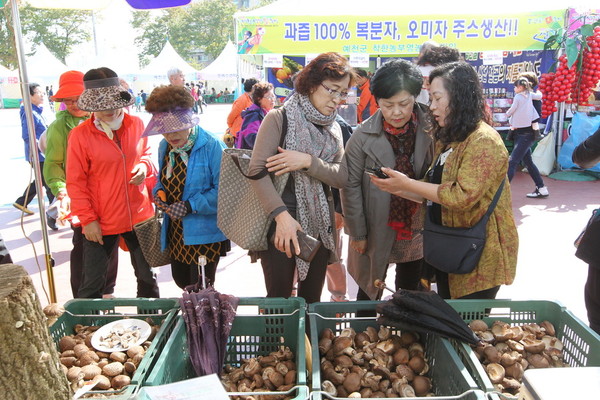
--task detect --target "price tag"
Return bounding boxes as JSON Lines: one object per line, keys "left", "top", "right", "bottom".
{"left": 263, "top": 54, "right": 283, "bottom": 69}
{"left": 349, "top": 53, "right": 370, "bottom": 68}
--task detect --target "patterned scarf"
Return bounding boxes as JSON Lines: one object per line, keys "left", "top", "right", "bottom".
{"left": 284, "top": 93, "right": 342, "bottom": 281}
{"left": 384, "top": 113, "right": 419, "bottom": 240}
{"left": 166, "top": 128, "right": 198, "bottom": 179}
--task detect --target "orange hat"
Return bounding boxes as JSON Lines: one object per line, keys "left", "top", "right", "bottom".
{"left": 51, "top": 70, "right": 85, "bottom": 101}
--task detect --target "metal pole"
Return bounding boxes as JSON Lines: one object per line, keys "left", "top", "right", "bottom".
{"left": 10, "top": 0, "right": 57, "bottom": 303}
{"left": 91, "top": 10, "right": 98, "bottom": 57}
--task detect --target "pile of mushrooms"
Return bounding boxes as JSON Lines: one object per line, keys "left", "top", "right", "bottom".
{"left": 57, "top": 320, "right": 160, "bottom": 395}
{"left": 469, "top": 320, "right": 566, "bottom": 397}
{"left": 319, "top": 326, "right": 433, "bottom": 398}
{"left": 220, "top": 346, "right": 297, "bottom": 400}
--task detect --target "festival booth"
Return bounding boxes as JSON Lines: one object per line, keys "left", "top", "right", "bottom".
{"left": 235, "top": 0, "right": 599, "bottom": 174}
{"left": 235, "top": 0, "right": 563, "bottom": 128}
{"left": 0, "top": 64, "right": 19, "bottom": 108}
{"left": 196, "top": 41, "right": 238, "bottom": 103}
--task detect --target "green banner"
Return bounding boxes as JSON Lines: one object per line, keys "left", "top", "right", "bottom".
{"left": 236, "top": 10, "right": 565, "bottom": 55}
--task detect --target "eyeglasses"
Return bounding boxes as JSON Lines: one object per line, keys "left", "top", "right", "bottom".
{"left": 62, "top": 98, "right": 79, "bottom": 105}
{"left": 321, "top": 83, "right": 349, "bottom": 100}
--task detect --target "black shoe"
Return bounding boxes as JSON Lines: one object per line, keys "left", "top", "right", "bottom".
{"left": 47, "top": 216, "right": 59, "bottom": 231}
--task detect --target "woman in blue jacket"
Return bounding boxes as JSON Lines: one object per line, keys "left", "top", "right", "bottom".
{"left": 144, "top": 85, "right": 229, "bottom": 289}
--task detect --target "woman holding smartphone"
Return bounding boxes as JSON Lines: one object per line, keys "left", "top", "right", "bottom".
{"left": 342, "top": 59, "right": 434, "bottom": 300}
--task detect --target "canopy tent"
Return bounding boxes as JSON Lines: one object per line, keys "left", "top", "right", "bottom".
{"left": 138, "top": 41, "right": 198, "bottom": 79}
{"left": 0, "top": 64, "right": 17, "bottom": 78}
{"left": 197, "top": 41, "right": 237, "bottom": 81}
{"left": 25, "top": 43, "right": 68, "bottom": 82}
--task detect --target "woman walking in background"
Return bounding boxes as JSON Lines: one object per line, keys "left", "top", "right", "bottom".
{"left": 236, "top": 81, "right": 276, "bottom": 149}
{"left": 506, "top": 77, "right": 548, "bottom": 198}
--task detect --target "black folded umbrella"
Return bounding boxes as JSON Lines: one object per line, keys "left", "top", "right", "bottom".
{"left": 376, "top": 289, "right": 479, "bottom": 345}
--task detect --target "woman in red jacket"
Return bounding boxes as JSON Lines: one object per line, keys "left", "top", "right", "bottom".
{"left": 66, "top": 67, "right": 160, "bottom": 298}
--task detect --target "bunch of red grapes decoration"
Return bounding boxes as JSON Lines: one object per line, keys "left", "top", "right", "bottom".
{"left": 538, "top": 26, "right": 600, "bottom": 118}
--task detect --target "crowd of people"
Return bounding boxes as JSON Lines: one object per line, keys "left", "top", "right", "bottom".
{"left": 11, "top": 45, "right": 600, "bottom": 333}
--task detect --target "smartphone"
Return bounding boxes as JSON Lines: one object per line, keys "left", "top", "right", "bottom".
{"left": 365, "top": 166, "right": 389, "bottom": 179}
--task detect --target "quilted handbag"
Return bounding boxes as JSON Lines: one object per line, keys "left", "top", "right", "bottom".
{"left": 133, "top": 212, "right": 171, "bottom": 268}
{"left": 217, "top": 110, "right": 288, "bottom": 251}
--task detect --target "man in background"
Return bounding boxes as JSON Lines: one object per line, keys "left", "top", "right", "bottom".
{"left": 13, "top": 83, "right": 56, "bottom": 230}
{"left": 355, "top": 69, "right": 377, "bottom": 124}
{"left": 168, "top": 67, "right": 185, "bottom": 87}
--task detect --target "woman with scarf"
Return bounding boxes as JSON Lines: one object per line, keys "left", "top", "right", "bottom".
{"left": 66, "top": 67, "right": 159, "bottom": 298}
{"left": 342, "top": 59, "right": 434, "bottom": 301}
{"left": 236, "top": 81, "right": 276, "bottom": 149}
{"left": 144, "top": 85, "right": 229, "bottom": 290}
{"left": 248, "top": 52, "right": 354, "bottom": 304}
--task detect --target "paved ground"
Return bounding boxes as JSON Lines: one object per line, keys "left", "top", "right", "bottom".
{"left": 0, "top": 103, "right": 597, "bottom": 328}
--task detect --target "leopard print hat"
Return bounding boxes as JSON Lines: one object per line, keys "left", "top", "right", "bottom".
{"left": 77, "top": 77, "right": 134, "bottom": 112}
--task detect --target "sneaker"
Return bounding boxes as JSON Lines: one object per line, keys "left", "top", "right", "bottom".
{"left": 13, "top": 202, "right": 34, "bottom": 215}
{"left": 526, "top": 186, "right": 549, "bottom": 198}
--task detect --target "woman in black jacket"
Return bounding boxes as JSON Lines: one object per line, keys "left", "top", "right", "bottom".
{"left": 572, "top": 125, "right": 600, "bottom": 334}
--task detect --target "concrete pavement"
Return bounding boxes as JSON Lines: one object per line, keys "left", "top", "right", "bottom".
{"left": 0, "top": 104, "right": 597, "bottom": 329}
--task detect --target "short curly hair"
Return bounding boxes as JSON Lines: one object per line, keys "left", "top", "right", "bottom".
{"left": 251, "top": 82, "right": 274, "bottom": 105}
{"left": 294, "top": 52, "right": 355, "bottom": 96}
{"left": 145, "top": 85, "right": 195, "bottom": 113}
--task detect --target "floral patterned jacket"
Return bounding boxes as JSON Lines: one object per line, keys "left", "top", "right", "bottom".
{"left": 431, "top": 121, "right": 518, "bottom": 298}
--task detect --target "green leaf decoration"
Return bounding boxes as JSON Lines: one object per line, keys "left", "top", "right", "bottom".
{"left": 565, "top": 38, "right": 579, "bottom": 68}
{"left": 580, "top": 24, "right": 594, "bottom": 38}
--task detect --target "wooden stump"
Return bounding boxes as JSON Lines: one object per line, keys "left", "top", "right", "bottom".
{"left": 0, "top": 264, "right": 70, "bottom": 400}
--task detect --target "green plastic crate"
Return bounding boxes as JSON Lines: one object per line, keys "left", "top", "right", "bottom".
{"left": 446, "top": 299, "right": 600, "bottom": 395}
{"left": 49, "top": 298, "right": 179, "bottom": 399}
{"left": 144, "top": 297, "right": 309, "bottom": 400}
{"left": 308, "top": 301, "right": 485, "bottom": 400}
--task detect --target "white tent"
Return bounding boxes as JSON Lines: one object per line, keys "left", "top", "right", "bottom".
{"left": 25, "top": 43, "right": 68, "bottom": 82}
{"left": 197, "top": 41, "right": 237, "bottom": 81}
{"left": 138, "top": 41, "right": 198, "bottom": 79}
{"left": 0, "top": 64, "right": 17, "bottom": 79}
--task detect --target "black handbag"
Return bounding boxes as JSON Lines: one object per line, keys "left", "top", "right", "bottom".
{"left": 575, "top": 208, "right": 600, "bottom": 265}
{"left": 423, "top": 180, "right": 505, "bottom": 274}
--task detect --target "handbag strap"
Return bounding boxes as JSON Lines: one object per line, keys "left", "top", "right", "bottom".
{"left": 427, "top": 179, "right": 505, "bottom": 224}
{"left": 483, "top": 179, "right": 505, "bottom": 219}
{"left": 231, "top": 108, "right": 288, "bottom": 181}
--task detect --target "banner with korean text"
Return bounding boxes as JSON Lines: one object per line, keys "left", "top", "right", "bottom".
{"left": 236, "top": 10, "right": 565, "bottom": 55}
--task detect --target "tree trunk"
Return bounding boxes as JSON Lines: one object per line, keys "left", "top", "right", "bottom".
{"left": 0, "top": 264, "right": 70, "bottom": 400}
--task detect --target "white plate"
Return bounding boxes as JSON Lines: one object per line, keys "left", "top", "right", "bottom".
{"left": 91, "top": 318, "right": 152, "bottom": 352}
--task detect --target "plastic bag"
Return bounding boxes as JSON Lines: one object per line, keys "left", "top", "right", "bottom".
{"left": 532, "top": 129, "right": 556, "bottom": 176}
{"left": 558, "top": 112, "right": 600, "bottom": 171}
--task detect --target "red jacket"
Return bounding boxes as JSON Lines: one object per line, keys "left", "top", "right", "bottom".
{"left": 66, "top": 113, "right": 154, "bottom": 235}
{"left": 357, "top": 80, "right": 378, "bottom": 123}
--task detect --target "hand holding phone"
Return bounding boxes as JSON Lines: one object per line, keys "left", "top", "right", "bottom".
{"left": 365, "top": 166, "right": 389, "bottom": 179}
